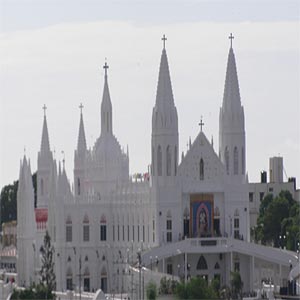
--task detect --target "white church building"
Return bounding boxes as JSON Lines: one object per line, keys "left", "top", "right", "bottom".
{"left": 16, "top": 35, "right": 298, "bottom": 296}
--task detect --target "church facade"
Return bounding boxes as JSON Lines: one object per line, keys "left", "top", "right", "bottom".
{"left": 16, "top": 36, "right": 297, "bottom": 295}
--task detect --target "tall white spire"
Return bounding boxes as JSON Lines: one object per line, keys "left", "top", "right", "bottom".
{"left": 40, "top": 104, "right": 50, "bottom": 153}
{"left": 101, "top": 61, "right": 113, "bottom": 135}
{"left": 219, "top": 34, "right": 246, "bottom": 180}
{"left": 222, "top": 44, "right": 242, "bottom": 112}
{"left": 155, "top": 43, "right": 175, "bottom": 109}
{"left": 77, "top": 103, "right": 87, "bottom": 153}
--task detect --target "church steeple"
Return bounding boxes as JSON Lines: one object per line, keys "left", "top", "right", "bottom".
{"left": 155, "top": 36, "right": 175, "bottom": 112}
{"left": 40, "top": 105, "right": 50, "bottom": 153}
{"left": 77, "top": 103, "right": 87, "bottom": 153}
{"left": 219, "top": 34, "right": 246, "bottom": 180}
{"left": 151, "top": 35, "right": 178, "bottom": 182}
{"left": 222, "top": 34, "right": 242, "bottom": 112}
{"left": 101, "top": 61, "right": 113, "bottom": 135}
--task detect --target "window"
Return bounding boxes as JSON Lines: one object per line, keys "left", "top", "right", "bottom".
{"left": 113, "top": 225, "right": 115, "bottom": 241}
{"left": 122, "top": 225, "right": 125, "bottom": 241}
{"left": 225, "top": 147, "right": 229, "bottom": 175}
{"left": 118, "top": 225, "right": 120, "bottom": 241}
{"left": 83, "top": 214, "right": 89, "bottom": 242}
{"left": 83, "top": 267, "right": 90, "bottom": 292}
{"left": 233, "top": 146, "right": 238, "bottom": 175}
{"left": 143, "top": 225, "right": 145, "bottom": 242}
{"left": 249, "top": 192, "right": 254, "bottom": 202}
{"left": 166, "top": 211, "right": 172, "bottom": 243}
{"left": 174, "top": 146, "right": 177, "bottom": 176}
{"left": 200, "top": 158, "right": 204, "bottom": 180}
{"left": 77, "top": 178, "right": 81, "bottom": 195}
{"left": 260, "top": 192, "right": 264, "bottom": 201}
{"left": 127, "top": 225, "right": 130, "bottom": 241}
{"left": 157, "top": 145, "right": 162, "bottom": 176}
{"left": 133, "top": 225, "right": 135, "bottom": 242}
{"left": 137, "top": 225, "right": 140, "bottom": 242}
{"left": 100, "top": 225, "right": 107, "bottom": 241}
{"left": 167, "top": 263, "right": 173, "bottom": 275}
{"left": 100, "top": 215, "right": 107, "bottom": 241}
{"left": 66, "top": 268, "right": 73, "bottom": 290}
{"left": 66, "top": 216, "right": 72, "bottom": 242}
{"left": 196, "top": 255, "right": 208, "bottom": 270}
{"left": 166, "top": 145, "right": 171, "bottom": 176}
{"left": 234, "top": 210, "right": 240, "bottom": 239}
{"left": 234, "top": 262, "right": 240, "bottom": 272}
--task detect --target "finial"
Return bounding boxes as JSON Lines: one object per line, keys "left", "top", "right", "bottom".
{"left": 199, "top": 116, "right": 204, "bottom": 132}
{"left": 162, "top": 34, "right": 167, "bottom": 49}
{"left": 79, "top": 103, "right": 84, "bottom": 114}
{"left": 229, "top": 33, "right": 234, "bottom": 48}
{"left": 61, "top": 150, "right": 65, "bottom": 169}
{"left": 103, "top": 59, "right": 109, "bottom": 77}
{"left": 42, "top": 104, "right": 47, "bottom": 117}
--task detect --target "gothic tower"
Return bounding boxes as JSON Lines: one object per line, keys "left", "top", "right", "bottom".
{"left": 219, "top": 34, "right": 246, "bottom": 183}
{"left": 37, "top": 106, "right": 53, "bottom": 207}
{"left": 17, "top": 156, "right": 36, "bottom": 286}
{"left": 74, "top": 103, "right": 87, "bottom": 201}
{"left": 151, "top": 36, "right": 181, "bottom": 245}
{"left": 151, "top": 35, "right": 179, "bottom": 186}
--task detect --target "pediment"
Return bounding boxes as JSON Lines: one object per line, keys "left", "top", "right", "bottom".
{"left": 178, "top": 132, "right": 225, "bottom": 185}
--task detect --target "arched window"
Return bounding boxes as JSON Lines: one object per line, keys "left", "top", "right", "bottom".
{"left": 196, "top": 255, "right": 208, "bottom": 270}
{"left": 166, "top": 145, "right": 171, "bottom": 176}
{"left": 214, "top": 262, "right": 220, "bottom": 269}
{"left": 100, "top": 214, "right": 107, "bottom": 241}
{"left": 174, "top": 146, "right": 177, "bottom": 176}
{"left": 166, "top": 210, "right": 172, "bottom": 243}
{"left": 83, "top": 214, "right": 90, "bottom": 242}
{"left": 77, "top": 178, "right": 81, "bottom": 196}
{"left": 233, "top": 147, "right": 238, "bottom": 175}
{"left": 225, "top": 147, "right": 229, "bottom": 175}
{"left": 101, "top": 267, "right": 108, "bottom": 293}
{"left": 241, "top": 147, "right": 245, "bottom": 175}
{"left": 66, "top": 215, "right": 72, "bottom": 242}
{"left": 200, "top": 158, "right": 204, "bottom": 180}
{"left": 234, "top": 209, "right": 240, "bottom": 239}
{"left": 66, "top": 267, "right": 73, "bottom": 290}
{"left": 83, "top": 267, "right": 90, "bottom": 292}
{"left": 157, "top": 145, "right": 162, "bottom": 176}
{"left": 41, "top": 178, "right": 44, "bottom": 196}
{"left": 152, "top": 147, "right": 155, "bottom": 175}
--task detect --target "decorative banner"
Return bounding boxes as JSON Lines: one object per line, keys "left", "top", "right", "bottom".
{"left": 190, "top": 194, "right": 214, "bottom": 238}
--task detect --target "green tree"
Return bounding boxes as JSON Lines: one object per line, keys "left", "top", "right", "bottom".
{"left": 230, "top": 271, "right": 243, "bottom": 299}
{"left": 40, "top": 230, "right": 56, "bottom": 292}
{"left": 146, "top": 281, "right": 157, "bottom": 300}
{"left": 175, "top": 277, "right": 217, "bottom": 299}
{"left": 255, "top": 190, "right": 300, "bottom": 250}
{"left": 0, "top": 180, "right": 18, "bottom": 230}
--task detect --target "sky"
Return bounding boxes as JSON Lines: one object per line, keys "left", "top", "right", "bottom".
{"left": 0, "top": 0, "right": 299, "bottom": 189}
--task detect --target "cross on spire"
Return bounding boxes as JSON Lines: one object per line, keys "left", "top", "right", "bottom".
{"left": 79, "top": 103, "right": 84, "bottom": 114}
{"left": 162, "top": 34, "right": 167, "bottom": 49}
{"left": 199, "top": 116, "right": 204, "bottom": 132}
{"left": 229, "top": 33, "right": 234, "bottom": 48}
{"left": 103, "top": 59, "right": 109, "bottom": 77}
{"left": 42, "top": 104, "right": 47, "bottom": 117}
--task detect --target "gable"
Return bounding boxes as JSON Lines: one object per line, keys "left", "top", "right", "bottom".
{"left": 178, "top": 132, "right": 225, "bottom": 190}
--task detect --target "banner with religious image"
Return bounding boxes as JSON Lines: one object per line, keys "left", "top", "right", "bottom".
{"left": 190, "top": 194, "right": 214, "bottom": 237}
